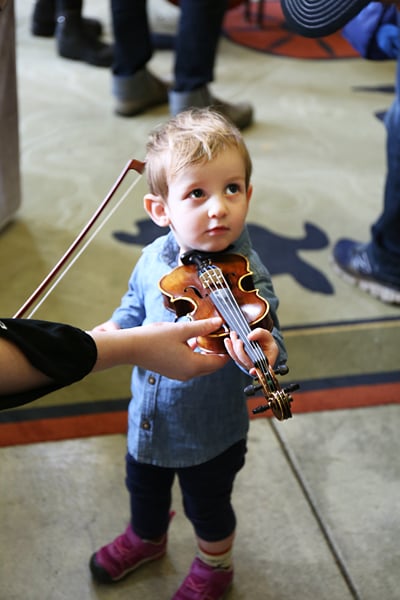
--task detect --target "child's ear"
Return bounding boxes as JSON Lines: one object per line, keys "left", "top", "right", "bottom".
{"left": 246, "top": 183, "right": 253, "bottom": 204}
{"left": 144, "top": 194, "right": 170, "bottom": 227}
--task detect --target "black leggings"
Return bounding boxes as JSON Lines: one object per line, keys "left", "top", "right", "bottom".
{"left": 125, "top": 439, "right": 247, "bottom": 542}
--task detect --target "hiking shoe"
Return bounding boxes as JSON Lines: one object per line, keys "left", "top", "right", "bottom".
{"left": 172, "top": 557, "right": 233, "bottom": 600}
{"left": 113, "top": 68, "right": 169, "bottom": 117}
{"left": 169, "top": 86, "right": 253, "bottom": 130}
{"left": 89, "top": 524, "right": 167, "bottom": 583}
{"left": 332, "top": 238, "right": 400, "bottom": 305}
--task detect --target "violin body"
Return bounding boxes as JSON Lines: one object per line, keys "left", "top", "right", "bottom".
{"left": 159, "top": 253, "right": 273, "bottom": 353}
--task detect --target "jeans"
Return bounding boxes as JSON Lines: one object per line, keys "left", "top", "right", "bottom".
{"left": 125, "top": 439, "right": 247, "bottom": 542}
{"left": 111, "top": 0, "right": 228, "bottom": 91}
{"left": 370, "top": 19, "right": 400, "bottom": 279}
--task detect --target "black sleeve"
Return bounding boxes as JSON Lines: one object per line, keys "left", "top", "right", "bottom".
{"left": 0, "top": 318, "right": 98, "bottom": 410}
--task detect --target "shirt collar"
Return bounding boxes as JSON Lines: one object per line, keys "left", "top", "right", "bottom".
{"left": 160, "top": 227, "right": 250, "bottom": 267}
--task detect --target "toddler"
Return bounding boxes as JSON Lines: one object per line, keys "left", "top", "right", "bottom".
{"left": 89, "top": 108, "right": 287, "bottom": 599}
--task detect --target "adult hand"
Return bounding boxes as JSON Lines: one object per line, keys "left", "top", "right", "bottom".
{"left": 91, "top": 317, "right": 229, "bottom": 380}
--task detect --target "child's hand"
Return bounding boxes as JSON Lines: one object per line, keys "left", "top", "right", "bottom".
{"left": 92, "top": 320, "right": 121, "bottom": 333}
{"left": 224, "top": 328, "right": 279, "bottom": 374}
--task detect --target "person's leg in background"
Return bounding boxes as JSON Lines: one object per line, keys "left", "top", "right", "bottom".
{"left": 110, "top": 0, "right": 253, "bottom": 129}
{"left": 332, "top": 17, "right": 400, "bottom": 304}
{"left": 31, "top": 0, "right": 113, "bottom": 67}
{"left": 370, "top": 67, "right": 400, "bottom": 278}
{"left": 111, "top": 0, "right": 169, "bottom": 117}
{"left": 169, "top": 0, "right": 253, "bottom": 129}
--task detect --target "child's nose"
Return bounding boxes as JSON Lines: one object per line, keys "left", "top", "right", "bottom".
{"left": 208, "top": 195, "right": 228, "bottom": 218}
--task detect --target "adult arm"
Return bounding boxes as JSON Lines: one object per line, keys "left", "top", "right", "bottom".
{"left": 0, "top": 317, "right": 228, "bottom": 409}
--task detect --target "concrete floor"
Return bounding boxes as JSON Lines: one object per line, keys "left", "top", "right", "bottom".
{"left": 1, "top": 407, "right": 399, "bottom": 600}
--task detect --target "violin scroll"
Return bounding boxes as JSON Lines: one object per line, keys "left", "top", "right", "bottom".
{"left": 245, "top": 364, "right": 300, "bottom": 421}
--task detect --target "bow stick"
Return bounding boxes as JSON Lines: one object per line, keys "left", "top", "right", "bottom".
{"left": 14, "top": 159, "right": 145, "bottom": 319}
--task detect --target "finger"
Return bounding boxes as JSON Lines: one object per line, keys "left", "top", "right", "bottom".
{"left": 180, "top": 317, "right": 222, "bottom": 339}
{"left": 247, "top": 327, "right": 268, "bottom": 341}
{"left": 224, "top": 336, "right": 239, "bottom": 361}
{"left": 229, "top": 333, "right": 247, "bottom": 360}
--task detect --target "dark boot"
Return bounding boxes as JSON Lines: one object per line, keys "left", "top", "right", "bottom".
{"left": 31, "top": 0, "right": 103, "bottom": 39}
{"left": 113, "top": 68, "right": 169, "bottom": 117}
{"left": 169, "top": 86, "right": 254, "bottom": 130}
{"left": 55, "top": 11, "right": 113, "bottom": 67}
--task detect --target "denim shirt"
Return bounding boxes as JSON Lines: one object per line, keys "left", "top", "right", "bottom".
{"left": 111, "top": 227, "right": 287, "bottom": 468}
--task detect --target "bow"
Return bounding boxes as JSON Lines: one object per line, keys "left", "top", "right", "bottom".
{"left": 14, "top": 159, "right": 145, "bottom": 319}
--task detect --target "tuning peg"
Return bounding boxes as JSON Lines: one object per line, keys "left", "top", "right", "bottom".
{"left": 252, "top": 403, "right": 271, "bottom": 414}
{"left": 283, "top": 383, "right": 300, "bottom": 394}
{"left": 275, "top": 363, "right": 289, "bottom": 376}
{"left": 243, "top": 381, "right": 262, "bottom": 396}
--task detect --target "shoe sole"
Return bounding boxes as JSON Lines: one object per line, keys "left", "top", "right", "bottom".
{"left": 57, "top": 49, "right": 112, "bottom": 68}
{"left": 115, "top": 96, "right": 168, "bottom": 117}
{"left": 332, "top": 262, "right": 400, "bottom": 305}
{"left": 89, "top": 548, "right": 166, "bottom": 583}
{"left": 172, "top": 574, "right": 233, "bottom": 599}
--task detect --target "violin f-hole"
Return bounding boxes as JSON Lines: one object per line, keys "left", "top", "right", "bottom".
{"left": 184, "top": 285, "right": 204, "bottom": 299}
{"left": 169, "top": 297, "right": 197, "bottom": 319}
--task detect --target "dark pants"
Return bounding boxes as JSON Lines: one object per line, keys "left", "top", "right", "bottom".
{"left": 125, "top": 439, "right": 247, "bottom": 542}
{"left": 110, "top": 0, "right": 228, "bottom": 91}
{"left": 369, "top": 13, "right": 400, "bottom": 278}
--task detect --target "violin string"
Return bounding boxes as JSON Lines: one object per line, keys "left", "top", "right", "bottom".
{"left": 201, "top": 265, "right": 268, "bottom": 371}
{"left": 208, "top": 267, "right": 266, "bottom": 366}
{"left": 211, "top": 281, "right": 274, "bottom": 388}
{"left": 199, "top": 262, "right": 288, "bottom": 400}
{"left": 213, "top": 270, "right": 277, "bottom": 391}
{"left": 25, "top": 178, "right": 140, "bottom": 319}
{"left": 200, "top": 263, "right": 279, "bottom": 395}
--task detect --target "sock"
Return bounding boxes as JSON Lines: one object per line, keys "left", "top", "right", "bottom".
{"left": 197, "top": 546, "right": 233, "bottom": 571}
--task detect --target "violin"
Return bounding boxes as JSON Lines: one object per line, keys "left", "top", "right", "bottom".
{"left": 159, "top": 250, "right": 299, "bottom": 421}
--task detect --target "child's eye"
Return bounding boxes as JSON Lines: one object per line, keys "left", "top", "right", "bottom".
{"left": 226, "top": 183, "right": 240, "bottom": 195}
{"left": 189, "top": 188, "right": 205, "bottom": 199}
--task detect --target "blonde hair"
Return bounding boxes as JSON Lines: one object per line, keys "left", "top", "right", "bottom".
{"left": 145, "top": 108, "right": 252, "bottom": 199}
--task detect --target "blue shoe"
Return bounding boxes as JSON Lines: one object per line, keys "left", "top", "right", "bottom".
{"left": 332, "top": 238, "right": 400, "bottom": 305}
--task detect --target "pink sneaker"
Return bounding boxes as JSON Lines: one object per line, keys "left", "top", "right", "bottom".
{"left": 89, "top": 524, "right": 167, "bottom": 583}
{"left": 172, "top": 557, "right": 233, "bottom": 600}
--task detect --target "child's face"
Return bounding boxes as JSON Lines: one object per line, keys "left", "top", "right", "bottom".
{"left": 163, "top": 147, "right": 252, "bottom": 254}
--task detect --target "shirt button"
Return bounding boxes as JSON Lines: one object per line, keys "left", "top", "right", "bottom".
{"left": 148, "top": 375, "right": 156, "bottom": 385}
{"left": 141, "top": 419, "right": 151, "bottom": 430}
